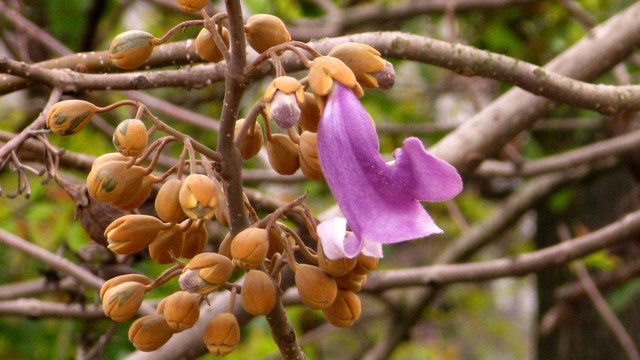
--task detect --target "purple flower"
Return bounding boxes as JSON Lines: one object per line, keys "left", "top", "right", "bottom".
{"left": 317, "top": 83, "right": 463, "bottom": 259}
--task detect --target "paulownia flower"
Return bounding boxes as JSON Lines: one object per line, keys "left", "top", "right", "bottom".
{"left": 317, "top": 83, "right": 463, "bottom": 259}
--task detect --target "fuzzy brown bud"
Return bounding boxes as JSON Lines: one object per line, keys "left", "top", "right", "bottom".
{"left": 100, "top": 274, "right": 151, "bottom": 301}
{"left": 109, "top": 30, "right": 157, "bottom": 70}
{"left": 128, "top": 315, "right": 174, "bottom": 352}
{"left": 231, "top": 228, "right": 269, "bottom": 269}
{"left": 218, "top": 232, "right": 232, "bottom": 259}
{"left": 86, "top": 159, "right": 147, "bottom": 205}
{"left": 322, "top": 289, "right": 361, "bottom": 327}
{"left": 180, "top": 252, "right": 234, "bottom": 293}
{"left": 102, "top": 281, "right": 147, "bottom": 322}
{"left": 299, "top": 93, "right": 321, "bottom": 132}
{"left": 195, "top": 26, "right": 229, "bottom": 62}
{"left": 104, "top": 214, "right": 170, "bottom": 255}
{"left": 244, "top": 14, "right": 290, "bottom": 54}
{"left": 204, "top": 313, "right": 240, "bottom": 356}
{"left": 241, "top": 270, "right": 276, "bottom": 315}
{"left": 175, "top": 0, "right": 208, "bottom": 12}
{"left": 295, "top": 264, "right": 338, "bottom": 309}
{"left": 115, "top": 174, "right": 159, "bottom": 211}
{"left": 328, "top": 42, "right": 386, "bottom": 89}
{"left": 179, "top": 174, "right": 219, "bottom": 220}
{"left": 317, "top": 242, "right": 356, "bottom": 277}
{"left": 162, "top": 291, "right": 200, "bottom": 332}
{"left": 149, "top": 225, "right": 184, "bottom": 264}
{"left": 335, "top": 272, "right": 367, "bottom": 292}
{"left": 352, "top": 253, "right": 379, "bottom": 275}
{"left": 46, "top": 100, "right": 98, "bottom": 136}
{"left": 181, "top": 221, "right": 208, "bottom": 258}
{"left": 234, "top": 119, "right": 264, "bottom": 160}
{"left": 112, "top": 119, "right": 148, "bottom": 157}
{"left": 267, "top": 134, "right": 299, "bottom": 175}
{"left": 155, "top": 179, "right": 187, "bottom": 223}
{"left": 298, "top": 131, "right": 323, "bottom": 180}
{"left": 266, "top": 225, "right": 295, "bottom": 259}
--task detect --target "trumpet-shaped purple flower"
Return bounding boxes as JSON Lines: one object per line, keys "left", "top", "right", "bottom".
{"left": 317, "top": 83, "right": 463, "bottom": 259}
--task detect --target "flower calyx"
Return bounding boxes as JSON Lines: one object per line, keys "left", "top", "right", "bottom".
{"left": 308, "top": 56, "right": 363, "bottom": 98}
{"left": 328, "top": 42, "right": 395, "bottom": 89}
{"left": 263, "top": 76, "right": 305, "bottom": 129}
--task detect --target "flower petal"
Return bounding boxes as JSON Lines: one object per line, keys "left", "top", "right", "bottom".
{"left": 317, "top": 217, "right": 359, "bottom": 260}
{"left": 391, "top": 137, "right": 463, "bottom": 201}
{"left": 318, "top": 83, "right": 461, "bottom": 245}
{"left": 361, "top": 239, "right": 383, "bottom": 258}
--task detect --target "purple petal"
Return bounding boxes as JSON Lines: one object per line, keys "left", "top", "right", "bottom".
{"left": 318, "top": 83, "right": 462, "bottom": 245}
{"left": 391, "top": 137, "right": 463, "bottom": 201}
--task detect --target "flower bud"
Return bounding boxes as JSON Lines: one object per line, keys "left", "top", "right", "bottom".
{"left": 218, "top": 232, "right": 232, "bottom": 259}
{"left": 215, "top": 203, "right": 230, "bottom": 227}
{"left": 46, "top": 100, "right": 98, "bottom": 136}
{"left": 373, "top": 61, "right": 396, "bottom": 90}
{"left": 156, "top": 296, "right": 167, "bottom": 314}
{"left": 322, "top": 289, "right": 361, "bottom": 327}
{"left": 179, "top": 174, "right": 219, "bottom": 220}
{"left": 155, "top": 179, "right": 187, "bottom": 223}
{"left": 180, "top": 252, "right": 234, "bottom": 293}
{"left": 266, "top": 225, "right": 295, "bottom": 259}
{"left": 128, "top": 315, "right": 174, "bottom": 352}
{"left": 264, "top": 76, "right": 305, "bottom": 129}
{"left": 114, "top": 174, "right": 160, "bottom": 211}
{"left": 335, "top": 272, "right": 367, "bottom": 292}
{"left": 112, "top": 119, "right": 148, "bottom": 157}
{"left": 86, "top": 160, "right": 147, "bottom": 205}
{"left": 299, "top": 93, "right": 321, "bottom": 132}
{"left": 149, "top": 225, "right": 184, "bottom": 264}
{"left": 195, "top": 26, "right": 230, "bottom": 62}
{"left": 295, "top": 264, "right": 337, "bottom": 309}
{"left": 100, "top": 274, "right": 152, "bottom": 301}
{"left": 92, "top": 152, "right": 131, "bottom": 168}
{"left": 175, "top": 0, "right": 208, "bottom": 12}
{"left": 244, "top": 14, "right": 290, "bottom": 54}
{"left": 105, "top": 214, "right": 170, "bottom": 255}
{"left": 102, "top": 281, "right": 147, "bottom": 322}
{"left": 328, "top": 42, "right": 386, "bottom": 89}
{"left": 109, "top": 30, "right": 157, "bottom": 70}
{"left": 231, "top": 227, "right": 269, "bottom": 269}
{"left": 267, "top": 134, "right": 299, "bottom": 175}
{"left": 317, "top": 241, "right": 356, "bottom": 277}
{"left": 181, "top": 221, "right": 208, "bottom": 258}
{"left": 298, "top": 131, "right": 323, "bottom": 180}
{"left": 162, "top": 291, "right": 200, "bottom": 332}
{"left": 204, "top": 313, "right": 240, "bottom": 356}
{"left": 308, "top": 56, "right": 363, "bottom": 98}
{"left": 352, "top": 253, "right": 379, "bottom": 275}
{"left": 234, "top": 119, "right": 264, "bottom": 160}
{"left": 241, "top": 270, "right": 276, "bottom": 315}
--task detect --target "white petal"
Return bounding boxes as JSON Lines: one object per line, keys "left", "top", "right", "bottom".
{"left": 317, "top": 217, "right": 349, "bottom": 260}
{"left": 361, "top": 239, "right": 383, "bottom": 258}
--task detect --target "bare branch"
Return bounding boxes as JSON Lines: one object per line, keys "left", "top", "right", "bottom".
{"left": 476, "top": 128, "right": 640, "bottom": 178}
{"left": 366, "top": 208, "right": 640, "bottom": 289}
{"left": 0, "top": 299, "right": 105, "bottom": 319}
{"left": 0, "top": 228, "right": 104, "bottom": 290}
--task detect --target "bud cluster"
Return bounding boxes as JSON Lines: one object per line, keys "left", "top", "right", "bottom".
{"left": 45, "top": 7, "right": 396, "bottom": 356}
